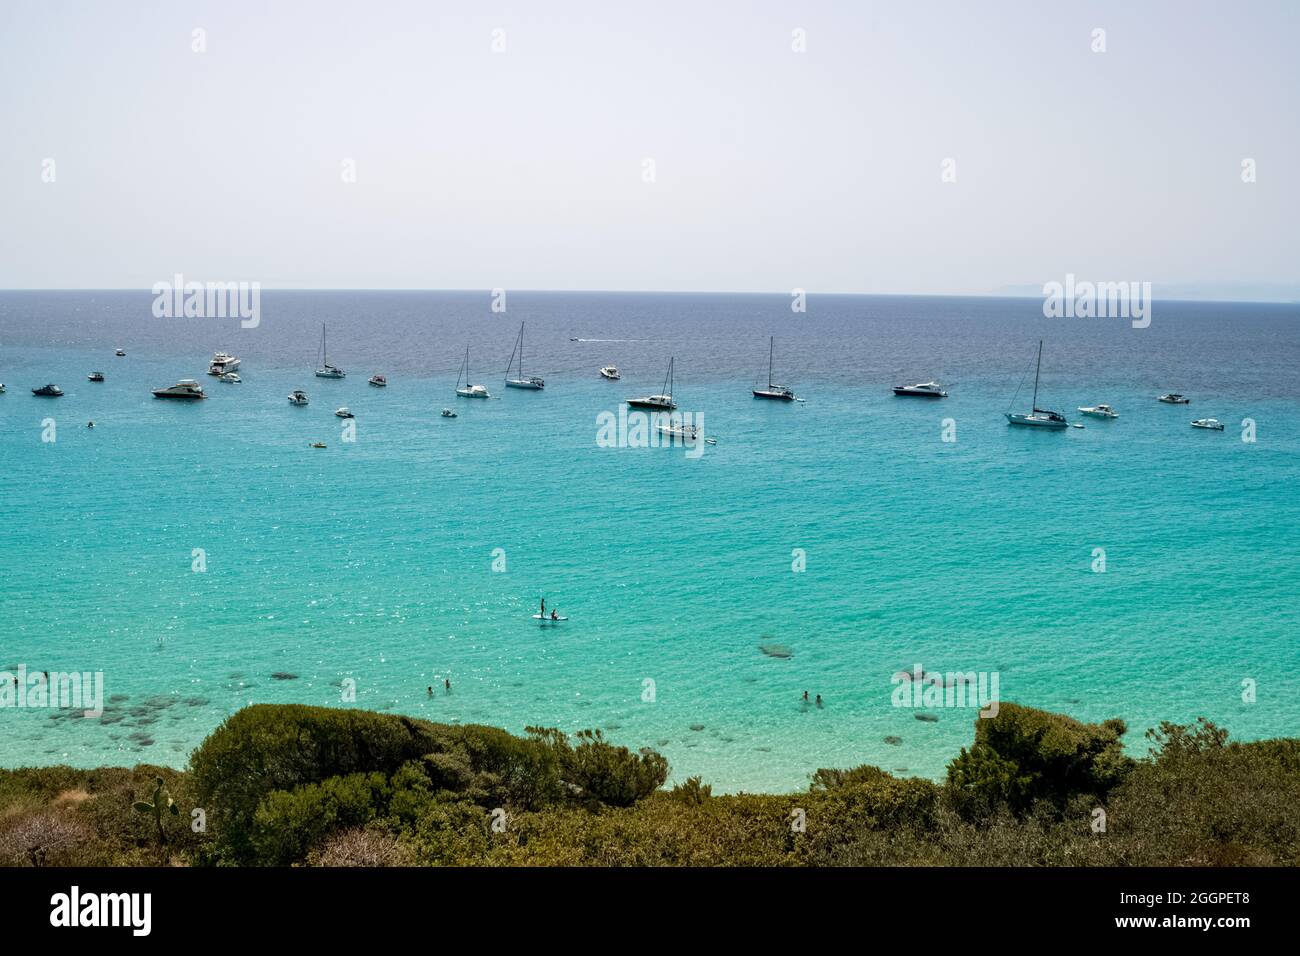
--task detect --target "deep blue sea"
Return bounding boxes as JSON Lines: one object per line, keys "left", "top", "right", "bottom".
{"left": 1, "top": 290, "right": 1297, "bottom": 791}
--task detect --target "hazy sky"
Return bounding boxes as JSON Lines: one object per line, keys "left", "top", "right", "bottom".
{"left": 1, "top": 0, "right": 1297, "bottom": 297}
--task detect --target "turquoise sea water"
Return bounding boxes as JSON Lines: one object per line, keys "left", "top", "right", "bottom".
{"left": 1, "top": 291, "right": 1297, "bottom": 791}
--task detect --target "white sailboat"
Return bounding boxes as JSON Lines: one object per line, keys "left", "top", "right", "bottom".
{"left": 1005, "top": 340, "right": 1069, "bottom": 428}
{"left": 315, "top": 324, "right": 345, "bottom": 378}
{"left": 455, "top": 347, "right": 490, "bottom": 398}
{"left": 752, "top": 336, "right": 795, "bottom": 401}
{"left": 504, "top": 323, "right": 544, "bottom": 390}
{"left": 628, "top": 357, "right": 678, "bottom": 410}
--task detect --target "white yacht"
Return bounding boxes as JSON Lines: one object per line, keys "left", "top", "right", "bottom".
{"left": 441, "top": 408, "right": 457, "bottom": 418}
{"left": 315, "top": 324, "right": 345, "bottom": 378}
{"left": 334, "top": 406, "right": 355, "bottom": 419}
{"left": 1078, "top": 404, "right": 1118, "bottom": 419}
{"left": 893, "top": 381, "right": 948, "bottom": 398}
{"left": 1191, "top": 418, "right": 1225, "bottom": 430}
{"left": 599, "top": 366, "right": 621, "bottom": 380}
{"left": 628, "top": 357, "right": 678, "bottom": 410}
{"left": 208, "top": 352, "right": 241, "bottom": 375}
{"left": 1159, "top": 393, "right": 1190, "bottom": 404}
{"left": 455, "top": 347, "right": 490, "bottom": 398}
{"left": 656, "top": 420, "right": 700, "bottom": 442}
{"left": 368, "top": 374, "right": 387, "bottom": 387}
{"left": 504, "top": 323, "right": 544, "bottom": 390}
{"left": 752, "top": 337, "right": 796, "bottom": 401}
{"left": 220, "top": 372, "right": 242, "bottom": 384}
{"left": 152, "top": 379, "right": 206, "bottom": 400}
{"left": 288, "top": 389, "right": 309, "bottom": 406}
{"left": 88, "top": 372, "right": 105, "bottom": 382}
{"left": 115, "top": 348, "right": 126, "bottom": 357}
{"left": 1005, "top": 341, "right": 1069, "bottom": 429}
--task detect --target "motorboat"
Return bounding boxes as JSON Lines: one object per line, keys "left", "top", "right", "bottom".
{"left": 752, "top": 337, "right": 796, "bottom": 401}
{"left": 0, "top": 383, "right": 6, "bottom": 394}
{"left": 628, "top": 357, "right": 678, "bottom": 409}
{"left": 208, "top": 352, "right": 241, "bottom": 375}
{"left": 1005, "top": 341, "right": 1069, "bottom": 428}
{"left": 656, "top": 421, "right": 700, "bottom": 442}
{"left": 88, "top": 372, "right": 105, "bottom": 382}
{"left": 1159, "top": 393, "right": 1190, "bottom": 404}
{"left": 455, "top": 346, "right": 490, "bottom": 398}
{"left": 893, "top": 381, "right": 948, "bottom": 398}
{"left": 441, "top": 408, "right": 457, "bottom": 418}
{"left": 334, "top": 407, "right": 355, "bottom": 418}
{"left": 152, "top": 379, "right": 206, "bottom": 400}
{"left": 368, "top": 374, "right": 387, "bottom": 387}
{"left": 599, "top": 366, "right": 621, "bottom": 380}
{"left": 1191, "top": 418, "right": 1225, "bottom": 430}
{"left": 504, "top": 323, "right": 545, "bottom": 389}
{"left": 32, "top": 383, "right": 64, "bottom": 397}
{"left": 220, "top": 372, "right": 241, "bottom": 384}
{"left": 1077, "top": 404, "right": 1118, "bottom": 419}
{"left": 310, "top": 442, "right": 327, "bottom": 449}
{"left": 288, "top": 390, "right": 309, "bottom": 406}
{"left": 315, "top": 324, "right": 346, "bottom": 378}
{"left": 115, "top": 348, "right": 126, "bottom": 357}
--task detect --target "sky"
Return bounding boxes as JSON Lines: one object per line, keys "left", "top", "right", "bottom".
{"left": 0, "top": 0, "right": 1297, "bottom": 298}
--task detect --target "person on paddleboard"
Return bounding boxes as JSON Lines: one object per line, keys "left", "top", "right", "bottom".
{"left": 551, "top": 608, "right": 558, "bottom": 621}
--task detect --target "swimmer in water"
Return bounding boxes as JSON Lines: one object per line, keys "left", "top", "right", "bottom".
{"left": 444, "top": 678, "right": 451, "bottom": 691}
{"left": 816, "top": 694, "right": 823, "bottom": 708}
{"left": 427, "top": 686, "right": 432, "bottom": 697}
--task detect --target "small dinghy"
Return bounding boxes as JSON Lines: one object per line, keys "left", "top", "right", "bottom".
{"left": 441, "top": 408, "right": 457, "bottom": 418}
{"left": 334, "top": 407, "right": 355, "bottom": 418}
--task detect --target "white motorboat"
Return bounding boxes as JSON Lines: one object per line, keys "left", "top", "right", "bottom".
{"left": 599, "top": 366, "right": 621, "bottom": 380}
{"left": 1005, "top": 341, "right": 1069, "bottom": 429}
{"left": 504, "top": 323, "right": 544, "bottom": 390}
{"left": 288, "top": 389, "right": 309, "bottom": 406}
{"left": 1077, "top": 404, "right": 1118, "bottom": 419}
{"left": 315, "top": 324, "right": 346, "bottom": 378}
{"left": 655, "top": 421, "right": 700, "bottom": 442}
{"left": 88, "top": 372, "right": 105, "bottom": 382}
{"left": 455, "top": 346, "right": 490, "bottom": 398}
{"left": 368, "top": 374, "right": 387, "bottom": 387}
{"left": 152, "top": 379, "right": 206, "bottom": 400}
{"left": 893, "top": 381, "right": 948, "bottom": 398}
{"left": 208, "top": 352, "right": 241, "bottom": 375}
{"left": 628, "top": 357, "right": 678, "bottom": 410}
{"left": 0, "top": 383, "right": 6, "bottom": 394}
{"left": 115, "top": 348, "right": 126, "bottom": 357}
{"left": 1191, "top": 418, "right": 1225, "bottom": 430}
{"left": 441, "top": 408, "right": 457, "bottom": 418}
{"left": 334, "top": 406, "right": 355, "bottom": 418}
{"left": 220, "top": 372, "right": 241, "bottom": 383}
{"left": 1159, "top": 393, "right": 1189, "bottom": 404}
{"left": 752, "top": 337, "right": 796, "bottom": 401}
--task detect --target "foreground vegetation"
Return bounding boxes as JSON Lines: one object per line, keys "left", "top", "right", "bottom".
{"left": 2, "top": 702, "right": 1297, "bottom": 866}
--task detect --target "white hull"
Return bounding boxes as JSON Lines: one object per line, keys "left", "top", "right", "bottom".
{"left": 1006, "top": 412, "right": 1068, "bottom": 428}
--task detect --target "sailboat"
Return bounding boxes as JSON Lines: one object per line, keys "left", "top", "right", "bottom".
{"left": 1005, "top": 340, "right": 1069, "bottom": 428}
{"left": 627, "top": 357, "right": 678, "bottom": 409}
{"left": 315, "top": 324, "right": 345, "bottom": 378}
{"left": 752, "top": 336, "right": 795, "bottom": 401}
{"left": 504, "top": 323, "right": 544, "bottom": 390}
{"left": 455, "top": 347, "right": 490, "bottom": 398}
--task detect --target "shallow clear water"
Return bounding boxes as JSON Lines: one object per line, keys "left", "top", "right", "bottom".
{"left": 1, "top": 291, "right": 1297, "bottom": 791}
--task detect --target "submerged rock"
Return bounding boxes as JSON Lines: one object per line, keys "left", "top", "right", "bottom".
{"left": 884, "top": 735, "right": 903, "bottom": 745}
{"left": 759, "top": 643, "right": 793, "bottom": 659}
{"left": 689, "top": 723, "right": 705, "bottom": 732}
{"left": 271, "top": 672, "right": 299, "bottom": 681}
{"left": 914, "top": 713, "right": 939, "bottom": 723}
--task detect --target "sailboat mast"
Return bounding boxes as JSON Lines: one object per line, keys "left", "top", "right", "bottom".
{"left": 1032, "top": 340, "right": 1042, "bottom": 411}
{"left": 519, "top": 323, "right": 524, "bottom": 376}
{"left": 768, "top": 336, "right": 774, "bottom": 388}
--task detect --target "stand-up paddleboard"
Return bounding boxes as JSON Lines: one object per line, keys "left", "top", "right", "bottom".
{"left": 532, "top": 614, "right": 568, "bottom": 623}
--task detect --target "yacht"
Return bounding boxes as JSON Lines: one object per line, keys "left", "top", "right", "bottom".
{"left": 32, "top": 383, "right": 64, "bottom": 397}
{"left": 115, "top": 348, "right": 126, "bottom": 357}
{"left": 152, "top": 379, "right": 206, "bottom": 400}
{"left": 1159, "top": 393, "right": 1190, "bottom": 404}
{"left": 599, "top": 366, "right": 621, "bottom": 380}
{"left": 208, "top": 352, "right": 241, "bottom": 375}
{"left": 455, "top": 347, "right": 490, "bottom": 398}
{"left": 656, "top": 420, "right": 700, "bottom": 442}
{"left": 368, "top": 374, "right": 387, "bottom": 387}
{"left": 88, "top": 372, "right": 105, "bottom": 382}
{"left": 1077, "top": 404, "right": 1118, "bottom": 419}
{"left": 628, "top": 357, "right": 678, "bottom": 410}
{"left": 1005, "top": 341, "right": 1069, "bottom": 428}
{"left": 441, "top": 408, "right": 457, "bottom": 418}
{"left": 220, "top": 372, "right": 242, "bottom": 384}
{"left": 752, "top": 337, "right": 796, "bottom": 401}
{"left": 334, "top": 407, "right": 355, "bottom": 419}
{"left": 893, "top": 381, "right": 948, "bottom": 398}
{"left": 1191, "top": 418, "right": 1225, "bottom": 430}
{"left": 315, "top": 324, "right": 345, "bottom": 378}
{"left": 504, "top": 323, "right": 544, "bottom": 389}
{"left": 288, "top": 389, "right": 309, "bottom": 406}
